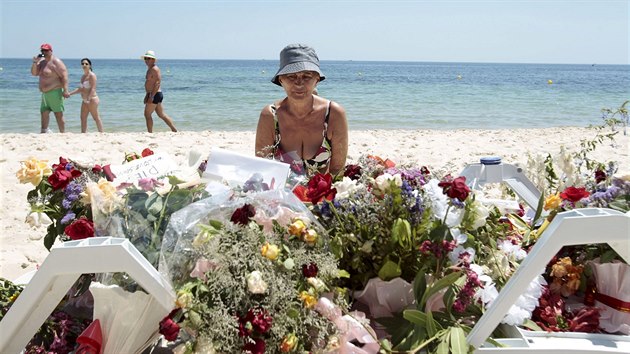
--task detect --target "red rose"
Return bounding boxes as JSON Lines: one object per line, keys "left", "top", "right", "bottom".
{"left": 594, "top": 170, "right": 606, "bottom": 183}
{"left": 243, "top": 338, "right": 266, "bottom": 354}
{"left": 344, "top": 164, "right": 362, "bottom": 180}
{"left": 159, "top": 316, "right": 180, "bottom": 341}
{"left": 48, "top": 169, "right": 82, "bottom": 190}
{"left": 102, "top": 165, "right": 116, "bottom": 182}
{"left": 92, "top": 164, "right": 103, "bottom": 174}
{"left": 306, "top": 173, "right": 337, "bottom": 204}
{"left": 141, "top": 148, "right": 154, "bottom": 157}
{"left": 64, "top": 218, "right": 95, "bottom": 240}
{"left": 438, "top": 175, "right": 470, "bottom": 201}
{"left": 230, "top": 204, "right": 256, "bottom": 225}
{"left": 420, "top": 166, "right": 431, "bottom": 175}
{"left": 302, "top": 262, "right": 319, "bottom": 278}
{"left": 249, "top": 307, "right": 272, "bottom": 334}
{"left": 559, "top": 186, "right": 590, "bottom": 203}
{"left": 52, "top": 157, "right": 70, "bottom": 171}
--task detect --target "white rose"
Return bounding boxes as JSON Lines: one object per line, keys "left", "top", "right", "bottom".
{"left": 333, "top": 177, "right": 358, "bottom": 200}
{"left": 246, "top": 270, "right": 268, "bottom": 294}
{"left": 471, "top": 200, "right": 490, "bottom": 229}
{"left": 374, "top": 173, "right": 402, "bottom": 193}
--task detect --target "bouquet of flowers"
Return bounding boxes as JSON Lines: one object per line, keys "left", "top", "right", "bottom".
{"left": 158, "top": 187, "right": 375, "bottom": 353}
{"left": 16, "top": 156, "right": 115, "bottom": 249}
{"left": 296, "top": 155, "right": 546, "bottom": 352}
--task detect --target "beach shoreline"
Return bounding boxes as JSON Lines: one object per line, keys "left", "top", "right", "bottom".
{"left": 1, "top": 127, "right": 628, "bottom": 280}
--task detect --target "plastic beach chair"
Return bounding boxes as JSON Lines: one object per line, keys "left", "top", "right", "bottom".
{"left": 467, "top": 208, "right": 630, "bottom": 353}
{"left": 0, "top": 237, "right": 175, "bottom": 354}
{"left": 460, "top": 157, "right": 542, "bottom": 210}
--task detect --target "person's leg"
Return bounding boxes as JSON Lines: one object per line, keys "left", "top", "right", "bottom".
{"left": 89, "top": 98, "right": 104, "bottom": 132}
{"left": 41, "top": 110, "right": 51, "bottom": 133}
{"left": 155, "top": 104, "right": 178, "bottom": 132}
{"left": 80, "top": 102, "right": 89, "bottom": 133}
{"left": 144, "top": 103, "right": 157, "bottom": 133}
{"left": 53, "top": 112, "right": 65, "bottom": 133}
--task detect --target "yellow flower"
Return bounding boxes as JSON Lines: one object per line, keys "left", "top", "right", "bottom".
{"left": 280, "top": 333, "right": 298, "bottom": 352}
{"left": 303, "top": 229, "right": 318, "bottom": 246}
{"left": 81, "top": 178, "right": 121, "bottom": 212}
{"left": 16, "top": 157, "right": 51, "bottom": 186}
{"left": 288, "top": 219, "right": 306, "bottom": 236}
{"left": 544, "top": 193, "right": 562, "bottom": 211}
{"left": 176, "top": 290, "right": 193, "bottom": 308}
{"left": 261, "top": 242, "right": 280, "bottom": 261}
{"left": 299, "top": 291, "right": 317, "bottom": 309}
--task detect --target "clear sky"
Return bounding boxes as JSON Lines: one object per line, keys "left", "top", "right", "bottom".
{"left": 1, "top": 0, "right": 628, "bottom": 64}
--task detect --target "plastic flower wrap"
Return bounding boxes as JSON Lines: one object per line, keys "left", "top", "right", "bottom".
{"left": 158, "top": 189, "right": 366, "bottom": 352}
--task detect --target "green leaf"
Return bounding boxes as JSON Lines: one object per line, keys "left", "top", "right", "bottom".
{"left": 392, "top": 218, "right": 412, "bottom": 247}
{"left": 425, "top": 310, "right": 437, "bottom": 337}
{"left": 44, "top": 224, "right": 57, "bottom": 250}
{"left": 286, "top": 307, "right": 300, "bottom": 319}
{"left": 378, "top": 258, "right": 401, "bottom": 280}
{"left": 402, "top": 309, "right": 428, "bottom": 326}
{"left": 167, "top": 175, "right": 185, "bottom": 185}
{"left": 533, "top": 192, "right": 545, "bottom": 224}
{"left": 147, "top": 195, "right": 163, "bottom": 216}
{"left": 420, "top": 271, "right": 462, "bottom": 307}
{"left": 413, "top": 271, "right": 427, "bottom": 308}
{"left": 436, "top": 330, "right": 450, "bottom": 354}
{"left": 450, "top": 326, "right": 468, "bottom": 354}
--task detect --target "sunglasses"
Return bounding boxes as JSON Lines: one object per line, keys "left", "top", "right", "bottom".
{"left": 40, "top": 49, "right": 50, "bottom": 53}
{"left": 144, "top": 57, "right": 153, "bottom": 61}
{"left": 81, "top": 62, "right": 90, "bottom": 66}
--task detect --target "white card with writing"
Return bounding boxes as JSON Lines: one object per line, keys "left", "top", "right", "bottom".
{"left": 109, "top": 153, "right": 179, "bottom": 183}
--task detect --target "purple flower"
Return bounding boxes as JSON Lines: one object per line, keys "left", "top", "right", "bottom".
{"left": 61, "top": 212, "right": 76, "bottom": 225}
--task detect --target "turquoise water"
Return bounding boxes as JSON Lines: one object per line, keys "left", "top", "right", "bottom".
{"left": 0, "top": 59, "right": 628, "bottom": 133}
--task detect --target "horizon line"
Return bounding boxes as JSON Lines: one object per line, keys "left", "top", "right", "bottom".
{"left": 1, "top": 57, "right": 627, "bottom": 66}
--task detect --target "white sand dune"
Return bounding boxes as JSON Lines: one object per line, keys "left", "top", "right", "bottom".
{"left": 1, "top": 127, "right": 627, "bottom": 280}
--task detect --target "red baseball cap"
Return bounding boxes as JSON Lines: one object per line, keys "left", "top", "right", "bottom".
{"left": 40, "top": 43, "right": 53, "bottom": 51}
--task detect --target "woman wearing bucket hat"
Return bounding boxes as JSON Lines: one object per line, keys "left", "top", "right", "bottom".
{"left": 255, "top": 44, "right": 348, "bottom": 176}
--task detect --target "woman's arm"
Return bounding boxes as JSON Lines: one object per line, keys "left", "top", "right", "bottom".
{"left": 327, "top": 101, "right": 349, "bottom": 176}
{"left": 255, "top": 105, "right": 276, "bottom": 158}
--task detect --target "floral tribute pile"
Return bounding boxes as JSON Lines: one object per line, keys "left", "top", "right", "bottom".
{"left": 2, "top": 110, "right": 629, "bottom": 353}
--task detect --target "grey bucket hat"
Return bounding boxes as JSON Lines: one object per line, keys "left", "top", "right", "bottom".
{"left": 272, "top": 44, "right": 325, "bottom": 86}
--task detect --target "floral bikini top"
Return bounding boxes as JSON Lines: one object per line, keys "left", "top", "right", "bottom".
{"left": 271, "top": 100, "right": 332, "bottom": 175}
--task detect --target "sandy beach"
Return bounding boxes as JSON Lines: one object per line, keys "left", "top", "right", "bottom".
{"left": 1, "top": 127, "right": 628, "bottom": 281}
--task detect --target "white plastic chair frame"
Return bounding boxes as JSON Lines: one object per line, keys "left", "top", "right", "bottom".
{"left": 460, "top": 160, "right": 542, "bottom": 210}
{"left": 0, "top": 237, "right": 175, "bottom": 354}
{"left": 468, "top": 208, "right": 630, "bottom": 352}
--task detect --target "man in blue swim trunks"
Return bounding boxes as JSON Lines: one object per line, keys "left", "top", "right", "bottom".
{"left": 141, "top": 50, "right": 178, "bottom": 133}
{"left": 31, "top": 43, "right": 70, "bottom": 133}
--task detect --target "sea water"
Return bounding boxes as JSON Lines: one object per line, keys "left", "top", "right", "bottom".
{"left": 0, "top": 58, "right": 628, "bottom": 133}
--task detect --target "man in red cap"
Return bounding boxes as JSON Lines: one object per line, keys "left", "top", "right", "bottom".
{"left": 31, "top": 43, "right": 70, "bottom": 133}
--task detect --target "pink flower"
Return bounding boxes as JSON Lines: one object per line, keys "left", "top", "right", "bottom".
{"left": 138, "top": 178, "right": 162, "bottom": 192}
{"left": 190, "top": 258, "right": 216, "bottom": 281}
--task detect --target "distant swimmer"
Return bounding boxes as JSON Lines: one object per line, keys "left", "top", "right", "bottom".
{"left": 457, "top": 75, "right": 462, "bottom": 80}
{"left": 548, "top": 79, "right": 553, "bottom": 84}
